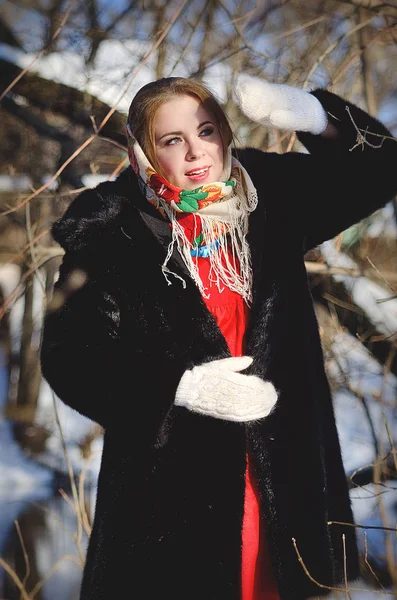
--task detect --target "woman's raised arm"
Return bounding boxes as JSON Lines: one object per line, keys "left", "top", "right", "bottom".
{"left": 234, "top": 77, "right": 397, "bottom": 251}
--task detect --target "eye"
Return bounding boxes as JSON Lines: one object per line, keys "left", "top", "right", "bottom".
{"left": 165, "top": 137, "right": 181, "bottom": 146}
{"left": 200, "top": 128, "right": 214, "bottom": 137}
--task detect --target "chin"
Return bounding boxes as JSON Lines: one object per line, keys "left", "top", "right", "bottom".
{"left": 185, "top": 181, "right": 201, "bottom": 190}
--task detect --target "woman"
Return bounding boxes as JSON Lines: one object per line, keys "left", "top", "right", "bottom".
{"left": 40, "top": 76, "right": 397, "bottom": 600}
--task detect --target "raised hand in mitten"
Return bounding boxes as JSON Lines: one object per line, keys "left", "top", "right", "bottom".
{"left": 174, "top": 356, "right": 278, "bottom": 422}
{"left": 234, "top": 74, "right": 328, "bottom": 134}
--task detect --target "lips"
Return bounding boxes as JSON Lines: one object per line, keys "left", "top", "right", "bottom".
{"left": 185, "top": 166, "right": 211, "bottom": 181}
{"left": 185, "top": 165, "right": 209, "bottom": 175}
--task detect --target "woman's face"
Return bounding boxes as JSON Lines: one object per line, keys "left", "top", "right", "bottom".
{"left": 153, "top": 95, "right": 224, "bottom": 190}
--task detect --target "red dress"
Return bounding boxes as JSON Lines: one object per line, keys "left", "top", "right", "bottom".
{"left": 196, "top": 255, "right": 280, "bottom": 600}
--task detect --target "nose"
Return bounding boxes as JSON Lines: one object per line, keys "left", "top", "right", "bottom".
{"left": 186, "top": 138, "right": 204, "bottom": 161}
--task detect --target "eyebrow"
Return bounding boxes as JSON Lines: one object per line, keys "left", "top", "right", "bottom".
{"left": 158, "top": 120, "right": 213, "bottom": 141}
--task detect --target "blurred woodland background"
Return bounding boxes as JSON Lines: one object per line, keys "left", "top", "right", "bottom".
{"left": 0, "top": 0, "right": 397, "bottom": 598}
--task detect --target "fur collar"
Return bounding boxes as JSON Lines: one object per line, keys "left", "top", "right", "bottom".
{"left": 51, "top": 167, "right": 155, "bottom": 252}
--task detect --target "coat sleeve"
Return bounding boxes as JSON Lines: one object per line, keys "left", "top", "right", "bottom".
{"left": 40, "top": 246, "right": 183, "bottom": 436}
{"left": 294, "top": 89, "right": 397, "bottom": 251}
{"left": 243, "top": 89, "right": 397, "bottom": 252}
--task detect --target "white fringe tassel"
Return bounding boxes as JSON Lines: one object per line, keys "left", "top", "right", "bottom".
{"left": 160, "top": 158, "right": 258, "bottom": 305}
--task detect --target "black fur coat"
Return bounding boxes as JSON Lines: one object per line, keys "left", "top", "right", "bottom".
{"left": 40, "top": 90, "right": 397, "bottom": 599}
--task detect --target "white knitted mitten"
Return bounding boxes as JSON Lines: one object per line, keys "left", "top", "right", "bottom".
{"left": 174, "top": 356, "right": 278, "bottom": 422}
{"left": 234, "top": 75, "right": 328, "bottom": 134}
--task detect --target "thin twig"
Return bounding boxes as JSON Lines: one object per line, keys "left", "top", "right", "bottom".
{"left": 25, "top": 203, "right": 46, "bottom": 293}
{"left": 0, "top": 557, "right": 30, "bottom": 600}
{"left": 329, "top": 520, "right": 397, "bottom": 532}
{"left": 0, "top": 0, "right": 79, "bottom": 102}
{"left": 217, "top": 0, "right": 270, "bottom": 60}
{"left": 293, "top": 536, "right": 391, "bottom": 594}
{"left": 78, "top": 450, "right": 102, "bottom": 537}
{"left": 292, "top": 537, "right": 344, "bottom": 591}
{"left": 169, "top": 1, "right": 209, "bottom": 75}
{"left": 306, "top": 261, "right": 397, "bottom": 283}
{"left": 332, "top": 23, "right": 394, "bottom": 85}
{"left": 303, "top": 11, "right": 376, "bottom": 89}
{"left": 364, "top": 531, "right": 387, "bottom": 590}
{"left": 342, "top": 534, "right": 352, "bottom": 599}
{"left": 14, "top": 521, "right": 30, "bottom": 597}
{"left": 58, "top": 488, "right": 77, "bottom": 513}
{"left": 50, "top": 390, "right": 85, "bottom": 564}
{"left": 30, "top": 554, "right": 83, "bottom": 597}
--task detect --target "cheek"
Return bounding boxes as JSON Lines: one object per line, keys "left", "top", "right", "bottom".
{"left": 211, "top": 136, "right": 224, "bottom": 162}
{"left": 157, "top": 153, "right": 177, "bottom": 178}
{"left": 212, "top": 141, "right": 224, "bottom": 169}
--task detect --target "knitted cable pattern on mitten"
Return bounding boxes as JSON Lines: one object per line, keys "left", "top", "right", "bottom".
{"left": 174, "top": 356, "right": 278, "bottom": 422}
{"left": 234, "top": 75, "right": 328, "bottom": 135}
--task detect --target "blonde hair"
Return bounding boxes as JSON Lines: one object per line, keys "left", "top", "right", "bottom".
{"left": 127, "top": 77, "right": 233, "bottom": 175}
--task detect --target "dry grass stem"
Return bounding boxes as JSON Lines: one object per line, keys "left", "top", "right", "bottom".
{"left": 364, "top": 531, "right": 387, "bottom": 591}
{"left": 14, "top": 520, "right": 30, "bottom": 593}
{"left": 0, "top": 557, "right": 30, "bottom": 600}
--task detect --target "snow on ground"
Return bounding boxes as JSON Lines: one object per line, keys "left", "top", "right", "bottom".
{"left": 326, "top": 585, "right": 394, "bottom": 599}
{"left": 0, "top": 328, "right": 55, "bottom": 592}
{"left": 0, "top": 341, "right": 53, "bottom": 498}
{"left": 34, "top": 378, "right": 103, "bottom": 483}
{"left": 329, "top": 330, "right": 397, "bottom": 475}
{"left": 0, "top": 261, "right": 102, "bottom": 484}
{"left": 321, "top": 239, "right": 397, "bottom": 597}
{"left": 366, "top": 203, "right": 397, "bottom": 239}
{"left": 321, "top": 238, "right": 397, "bottom": 338}
{"left": 32, "top": 493, "right": 88, "bottom": 600}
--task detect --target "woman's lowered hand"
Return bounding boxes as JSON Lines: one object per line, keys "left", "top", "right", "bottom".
{"left": 174, "top": 356, "right": 278, "bottom": 422}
